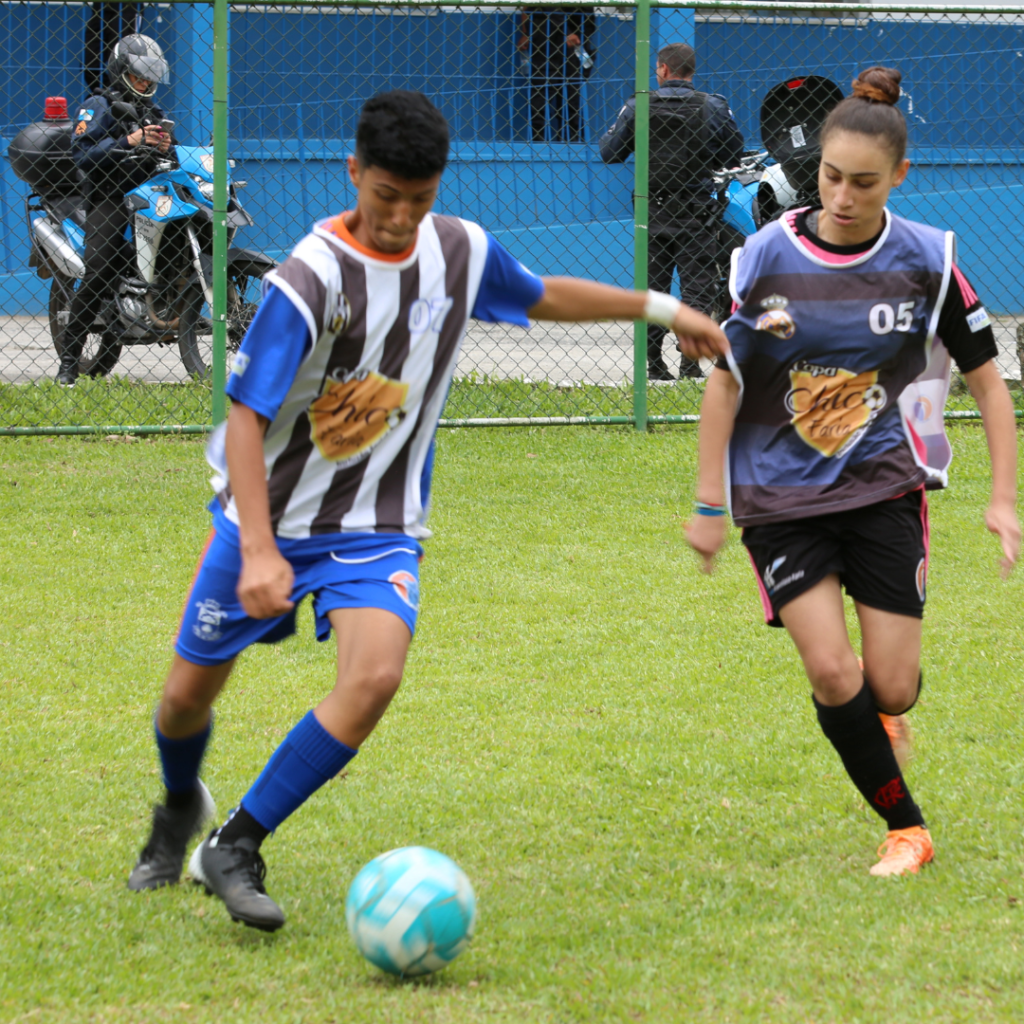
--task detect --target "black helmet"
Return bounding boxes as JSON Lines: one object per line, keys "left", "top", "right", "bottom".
{"left": 106, "top": 34, "right": 170, "bottom": 99}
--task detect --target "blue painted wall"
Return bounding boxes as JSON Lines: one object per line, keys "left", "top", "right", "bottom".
{"left": 2, "top": 7, "right": 1024, "bottom": 313}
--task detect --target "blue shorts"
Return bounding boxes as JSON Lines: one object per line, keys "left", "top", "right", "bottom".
{"left": 175, "top": 527, "right": 424, "bottom": 667}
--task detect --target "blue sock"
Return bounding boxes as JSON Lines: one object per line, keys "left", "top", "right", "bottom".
{"left": 241, "top": 711, "right": 357, "bottom": 832}
{"left": 155, "top": 712, "right": 212, "bottom": 798}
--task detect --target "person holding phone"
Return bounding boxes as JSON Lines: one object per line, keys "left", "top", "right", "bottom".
{"left": 57, "top": 33, "right": 174, "bottom": 386}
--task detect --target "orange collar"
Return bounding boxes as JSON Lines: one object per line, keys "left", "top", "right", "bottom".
{"left": 325, "top": 213, "right": 418, "bottom": 263}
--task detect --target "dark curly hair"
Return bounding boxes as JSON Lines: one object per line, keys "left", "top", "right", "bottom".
{"left": 356, "top": 90, "right": 450, "bottom": 180}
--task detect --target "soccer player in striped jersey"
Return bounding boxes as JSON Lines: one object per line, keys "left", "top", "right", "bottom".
{"left": 127, "top": 89, "right": 729, "bottom": 930}
{"left": 687, "top": 67, "right": 1020, "bottom": 877}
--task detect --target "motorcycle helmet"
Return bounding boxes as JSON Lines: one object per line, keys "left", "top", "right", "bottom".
{"left": 106, "top": 34, "right": 170, "bottom": 99}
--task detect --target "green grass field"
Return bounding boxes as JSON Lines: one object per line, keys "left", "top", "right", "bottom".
{"left": 2, "top": 425, "right": 1023, "bottom": 1023}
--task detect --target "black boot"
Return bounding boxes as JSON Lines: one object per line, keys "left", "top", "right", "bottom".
{"left": 679, "top": 357, "right": 704, "bottom": 379}
{"left": 55, "top": 351, "right": 79, "bottom": 387}
{"left": 56, "top": 313, "right": 87, "bottom": 387}
{"left": 648, "top": 361, "right": 675, "bottom": 382}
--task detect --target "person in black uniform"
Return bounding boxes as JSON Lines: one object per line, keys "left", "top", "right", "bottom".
{"left": 600, "top": 42, "right": 744, "bottom": 380}
{"left": 57, "top": 33, "right": 172, "bottom": 386}
{"left": 518, "top": 6, "right": 596, "bottom": 143}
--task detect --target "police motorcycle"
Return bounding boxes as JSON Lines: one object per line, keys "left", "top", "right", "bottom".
{"left": 10, "top": 96, "right": 275, "bottom": 378}
{"left": 709, "top": 75, "right": 845, "bottom": 317}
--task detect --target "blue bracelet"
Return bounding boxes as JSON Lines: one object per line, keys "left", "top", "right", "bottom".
{"left": 695, "top": 502, "right": 726, "bottom": 517}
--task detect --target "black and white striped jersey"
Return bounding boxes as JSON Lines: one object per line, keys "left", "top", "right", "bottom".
{"left": 216, "top": 211, "right": 544, "bottom": 540}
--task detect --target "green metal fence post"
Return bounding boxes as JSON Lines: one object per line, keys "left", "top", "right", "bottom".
{"left": 211, "top": 0, "right": 229, "bottom": 425}
{"left": 632, "top": 0, "right": 651, "bottom": 432}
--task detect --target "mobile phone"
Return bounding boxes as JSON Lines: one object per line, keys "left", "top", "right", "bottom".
{"left": 158, "top": 118, "right": 175, "bottom": 134}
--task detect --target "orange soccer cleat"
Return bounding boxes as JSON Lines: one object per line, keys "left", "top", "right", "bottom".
{"left": 869, "top": 826, "right": 934, "bottom": 877}
{"left": 858, "top": 657, "right": 915, "bottom": 769}
{"left": 879, "top": 712, "right": 914, "bottom": 769}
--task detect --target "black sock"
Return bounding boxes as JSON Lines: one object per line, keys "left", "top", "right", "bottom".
{"left": 215, "top": 806, "right": 270, "bottom": 847}
{"left": 814, "top": 681, "right": 925, "bottom": 831}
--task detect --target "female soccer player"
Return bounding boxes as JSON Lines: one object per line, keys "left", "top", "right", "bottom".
{"left": 686, "top": 66, "right": 1020, "bottom": 876}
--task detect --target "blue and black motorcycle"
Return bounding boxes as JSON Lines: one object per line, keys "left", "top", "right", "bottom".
{"left": 11, "top": 97, "right": 276, "bottom": 378}
{"left": 710, "top": 75, "right": 844, "bottom": 317}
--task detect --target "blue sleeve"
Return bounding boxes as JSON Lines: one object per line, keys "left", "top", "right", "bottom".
{"left": 225, "top": 284, "right": 313, "bottom": 422}
{"left": 470, "top": 234, "right": 545, "bottom": 327}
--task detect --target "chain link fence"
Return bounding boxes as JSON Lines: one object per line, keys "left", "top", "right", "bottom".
{"left": 1, "top": 0, "right": 1023, "bottom": 434}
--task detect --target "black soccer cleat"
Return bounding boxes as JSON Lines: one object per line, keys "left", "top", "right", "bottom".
{"left": 188, "top": 832, "right": 285, "bottom": 932}
{"left": 128, "top": 780, "right": 216, "bottom": 891}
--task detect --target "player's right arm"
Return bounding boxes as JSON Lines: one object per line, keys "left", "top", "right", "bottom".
{"left": 529, "top": 276, "right": 729, "bottom": 362}
{"left": 598, "top": 100, "right": 635, "bottom": 164}
{"left": 685, "top": 366, "right": 739, "bottom": 572}
{"left": 221, "top": 282, "right": 315, "bottom": 619}
{"left": 225, "top": 402, "right": 295, "bottom": 619}
{"left": 471, "top": 232, "right": 729, "bottom": 360}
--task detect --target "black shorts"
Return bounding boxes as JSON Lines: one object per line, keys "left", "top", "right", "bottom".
{"left": 741, "top": 490, "right": 929, "bottom": 627}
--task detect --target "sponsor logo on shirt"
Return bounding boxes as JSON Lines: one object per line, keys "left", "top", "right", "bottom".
{"left": 966, "top": 306, "right": 991, "bottom": 333}
{"left": 755, "top": 308, "right": 796, "bottom": 340}
{"left": 230, "top": 352, "right": 250, "bottom": 377}
{"left": 785, "top": 362, "right": 887, "bottom": 458}
{"left": 309, "top": 369, "right": 409, "bottom": 467}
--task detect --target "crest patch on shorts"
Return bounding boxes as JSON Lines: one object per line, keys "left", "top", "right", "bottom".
{"left": 192, "top": 597, "right": 228, "bottom": 641}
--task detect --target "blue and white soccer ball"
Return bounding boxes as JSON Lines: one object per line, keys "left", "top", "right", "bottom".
{"left": 345, "top": 846, "right": 476, "bottom": 976}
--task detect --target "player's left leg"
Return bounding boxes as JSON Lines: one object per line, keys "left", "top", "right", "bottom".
{"left": 840, "top": 490, "right": 933, "bottom": 875}
{"left": 190, "top": 607, "right": 412, "bottom": 932}
{"left": 780, "top": 578, "right": 932, "bottom": 876}
{"left": 852, "top": 604, "right": 932, "bottom": 875}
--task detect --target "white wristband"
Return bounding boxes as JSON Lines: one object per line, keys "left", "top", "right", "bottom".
{"left": 643, "top": 290, "right": 682, "bottom": 327}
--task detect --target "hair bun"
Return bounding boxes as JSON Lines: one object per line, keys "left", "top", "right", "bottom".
{"left": 851, "top": 66, "right": 902, "bottom": 105}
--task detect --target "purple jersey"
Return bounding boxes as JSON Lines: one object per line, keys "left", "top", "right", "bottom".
{"left": 723, "top": 209, "right": 955, "bottom": 526}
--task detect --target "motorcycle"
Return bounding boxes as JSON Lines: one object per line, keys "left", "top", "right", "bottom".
{"left": 11, "top": 97, "right": 276, "bottom": 378}
{"left": 709, "top": 75, "right": 845, "bottom": 317}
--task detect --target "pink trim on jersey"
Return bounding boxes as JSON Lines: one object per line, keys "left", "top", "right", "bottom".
{"left": 785, "top": 210, "right": 878, "bottom": 266}
{"left": 952, "top": 262, "right": 979, "bottom": 307}
{"left": 904, "top": 414, "right": 929, "bottom": 463}
{"left": 747, "top": 548, "right": 775, "bottom": 623}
